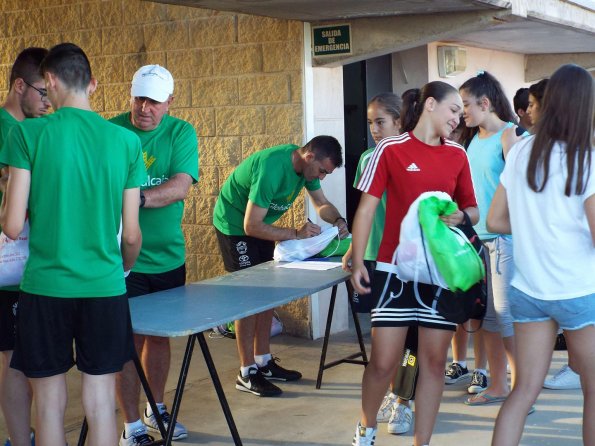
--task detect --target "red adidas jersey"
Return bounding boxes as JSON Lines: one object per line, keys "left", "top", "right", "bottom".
{"left": 357, "top": 132, "right": 477, "bottom": 264}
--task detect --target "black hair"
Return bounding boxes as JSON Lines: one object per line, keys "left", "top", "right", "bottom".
{"left": 9, "top": 47, "right": 48, "bottom": 87}
{"left": 529, "top": 79, "right": 548, "bottom": 105}
{"left": 40, "top": 43, "right": 92, "bottom": 92}
{"left": 303, "top": 135, "right": 343, "bottom": 168}
{"left": 527, "top": 64, "right": 594, "bottom": 196}
{"left": 368, "top": 92, "right": 402, "bottom": 122}
{"left": 401, "top": 82, "right": 458, "bottom": 133}
{"left": 459, "top": 71, "right": 516, "bottom": 147}
{"left": 513, "top": 87, "right": 529, "bottom": 113}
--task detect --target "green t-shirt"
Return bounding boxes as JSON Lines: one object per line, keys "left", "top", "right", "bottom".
{"left": 110, "top": 113, "right": 199, "bottom": 274}
{"left": 0, "top": 107, "right": 146, "bottom": 297}
{"left": 0, "top": 108, "right": 21, "bottom": 292}
{"left": 354, "top": 147, "right": 387, "bottom": 261}
{"left": 213, "top": 144, "right": 320, "bottom": 236}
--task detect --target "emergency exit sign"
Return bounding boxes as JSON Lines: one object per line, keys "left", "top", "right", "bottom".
{"left": 312, "top": 24, "right": 352, "bottom": 56}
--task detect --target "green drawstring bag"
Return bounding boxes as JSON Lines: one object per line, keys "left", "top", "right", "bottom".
{"left": 418, "top": 196, "right": 484, "bottom": 292}
{"left": 314, "top": 235, "right": 352, "bottom": 258}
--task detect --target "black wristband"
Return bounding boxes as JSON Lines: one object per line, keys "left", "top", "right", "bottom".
{"left": 140, "top": 190, "right": 146, "bottom": 208}
{"left": 334, "top": 216, "right": 346, "bottom": 225}
{"left": 461, "top": 210, "right": 471, "bottom": 226}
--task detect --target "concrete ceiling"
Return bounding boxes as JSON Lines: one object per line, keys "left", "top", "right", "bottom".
{"left": 151, "top": 0, "right": 595, "bottom": 56}
{"left": 150, "top": 0, "right": 509, "bottom": 21}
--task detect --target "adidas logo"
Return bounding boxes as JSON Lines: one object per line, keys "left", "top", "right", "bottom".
{"left": 406, "top": 163, "right": 420, "bottom": 172}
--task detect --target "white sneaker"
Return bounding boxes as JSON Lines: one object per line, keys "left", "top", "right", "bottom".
{"left": 352, "top": 422, "right": 377, "bottom": 446}
{"left": 143, "top": 407, "right": 188, "bottom": 440}
{"left": 544, "top": 364, "right": 581, "bottom": 390}
{"left": 119, "top": 427, "right": 154, "bottom": 446}
{"left": 387, "top": 403, "right": 413, "bottom": 435}
{"left": 376, "top": 392, "right": 397, "bottom": 422}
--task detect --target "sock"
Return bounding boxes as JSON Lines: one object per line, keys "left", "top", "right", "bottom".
{"left": 146, "top": 402, "right": 166, "bottom": 416}
{"left": 241, "top": 364, "right": 258, "bottom": 377}
{"left": 254, "top": 353, "right": 272, "bottom": 367}
{"left": 475, "top": 368, "right": 487, "bottom": 375}
{"left": 455, "top": 360, "right": 467, "bottom": 369}
{"left": 124, "top": 419, "right": 145, "bottom": 437}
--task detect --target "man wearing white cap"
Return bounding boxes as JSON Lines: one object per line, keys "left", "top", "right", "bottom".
{"left": 111, "top": 64, "right": 199, "bottom": 446}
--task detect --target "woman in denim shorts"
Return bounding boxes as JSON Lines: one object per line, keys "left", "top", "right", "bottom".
{"left": 487, "top": 64, "right": 595, "bottom": 445}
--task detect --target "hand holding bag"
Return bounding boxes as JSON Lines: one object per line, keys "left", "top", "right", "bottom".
{"left": 418, "top": 196, "right": 485, "bottom": 292}
{"left": 273, "top": 226, "right": 339, "bottom": 262}
{"left": 0, "top": 220, "right": 29, "bottom": 287}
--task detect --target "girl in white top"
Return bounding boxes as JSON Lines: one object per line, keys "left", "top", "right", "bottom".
{"left": 488, "top": 64, "right": 595, "bottom": 445}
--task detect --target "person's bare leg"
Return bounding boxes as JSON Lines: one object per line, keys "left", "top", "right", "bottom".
{"left": 413, "top": 327, "right": 454, "bottom": 446}
{"left": 235, "top": 314, "right": 258, "bottom": 367}
{"left": 253, "top": 309, "right": 274, "bottom": 357}
{"left": 564, "top": 325, "right": 595, "bottom": 445}
{"left": 116, "top": 334, "right": 145, "bottom": 422}
{"left": 470, "top": 320, "right": 487, "bottom": 370}
{"left": 82, "top": 372, "right": 117, "bottom": 446}
{"left": 451, "top": 324, "right": 469, "bottom": 364}
{"left": 142, "top": 336, "right": 170, "bottom": 404}
{"left": 492, "top": 321, "right": 555, "bottom": 446}
{"left": 1, "top": 351, "right": 32, "bottom": 446}
{"left": 30, "top": 374, "right": 68, "bottom": 446}
{"left": 360, "top": 327, "right": 407, "bottom": 428}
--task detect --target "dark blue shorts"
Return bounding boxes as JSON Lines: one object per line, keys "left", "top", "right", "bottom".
{"left": 11, "top": 292, "right": 134, "bottom": 378}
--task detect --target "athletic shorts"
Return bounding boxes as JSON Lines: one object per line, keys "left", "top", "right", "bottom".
{"left": 0, "top": 290, "right": 19, "bottom": 352}
{"left": 370, "top": 264, "right": 457, "bottom": 331}
{"left": 215, "top": 228, "right": 274, "bottom": 273}
{"left": 126, "top": 264, "right": 186, "bottom": 298}
{"left": 347, "top": 260, "right": 377, "bottom": 313}
{"left": 10, "top": 292, "right": 134, "bottom": 378}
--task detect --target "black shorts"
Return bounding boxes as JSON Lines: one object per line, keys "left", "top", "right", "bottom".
{"left": 10, "top": 292, "right": 134, "bottom": 378}
{"left": 126, "top": 264, "right": 186, "bottom": 298}
{"left": 370, "top": 264, "right": 457, "bottom": 331}
{"left": 0, "top": 290, "right": 19, "bottom": 352}
{"left": 215, "top": 228, "right": 274, "bottom": 272}
{"left": 347, "top": 260, "right": 377, "bottom": 313}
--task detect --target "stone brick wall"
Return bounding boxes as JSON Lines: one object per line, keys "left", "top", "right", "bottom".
{"left": 0, "top": 0, "right": 305, "bottom": 287}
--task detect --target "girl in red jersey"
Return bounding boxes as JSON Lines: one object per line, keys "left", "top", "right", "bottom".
{"left": 351, "top": 81, "right": 478, "bottom": 446}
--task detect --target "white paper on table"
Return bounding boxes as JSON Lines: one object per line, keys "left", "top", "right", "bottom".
{"left": 276, "top": 260, "right": 342, "bottom": 271}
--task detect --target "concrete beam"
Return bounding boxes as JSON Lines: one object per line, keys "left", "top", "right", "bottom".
{"left": 513, "top": 0, "right": 595, "bottom": 34}
{"left": 526, "top": 53, "right": 595, "bottom": 81}
{"left": 311, "top": 9, "right": 515, "bottom": 67}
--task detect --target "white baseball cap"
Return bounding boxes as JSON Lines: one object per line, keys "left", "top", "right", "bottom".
{"left": 130, "top": 64, "right": 174, "bottom": 103}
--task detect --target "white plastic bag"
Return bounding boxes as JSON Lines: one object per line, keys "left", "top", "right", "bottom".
{"left": 274, "top": 226, "right": 339, "bottom": 262}
{"left": 0, "top": 220, "right": 29, "bottom": 287}
{"left": 396, "top": 191, "right": 449, "bottom": 289}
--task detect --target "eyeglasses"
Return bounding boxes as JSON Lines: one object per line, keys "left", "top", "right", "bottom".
{"left": 23, "top": 80, "right": 48, "bottom": 100}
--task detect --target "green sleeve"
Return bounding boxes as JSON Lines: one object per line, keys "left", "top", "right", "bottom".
{"left": 170, "top": 121, "right": 199, "bottom": 183}
{"left": 305, "top": 178, "right": 320, "bottom": 191}
{"left": 125, "top": 136, "right": 147, "bottom": 189}
{"left": 0, "top": 125, "right": 31, "bottom": 171}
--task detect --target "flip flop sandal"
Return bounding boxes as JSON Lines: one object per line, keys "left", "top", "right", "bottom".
{"left": 464, "top": 391, "right": 508, "bottom": 406}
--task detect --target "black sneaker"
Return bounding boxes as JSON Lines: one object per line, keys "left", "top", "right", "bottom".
{"left": 444, "top": 362, "right": 470, "bottom": 384}
{"left": 236, "top": 368, "right": 282, "bottom": 397}
{"left": 259, "top": 357, "right": 302, "bottom": 381}
{"left": 467, "top": 370, "right": 488, "bottom": 394}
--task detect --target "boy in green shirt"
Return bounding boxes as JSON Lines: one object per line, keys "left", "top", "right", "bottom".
{"left": 0, "top": 46, "right": 49, "bottom": 446}
{"left": 0, "top": 43, "right": 144, "bottom": 446}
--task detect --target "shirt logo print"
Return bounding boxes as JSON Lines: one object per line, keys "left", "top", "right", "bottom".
{"left": 143, "top": 151, "right": 156, "bottom": 170}
{"left": 406, "top": 163, "right": 420, "bottom": 172}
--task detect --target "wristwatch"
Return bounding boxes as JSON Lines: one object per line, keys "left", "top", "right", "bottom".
{"left": 140, "top": 190, "right": 146, "bottom": 208}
